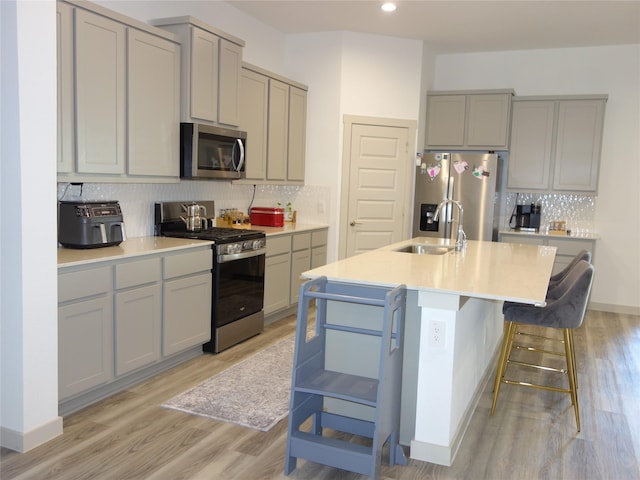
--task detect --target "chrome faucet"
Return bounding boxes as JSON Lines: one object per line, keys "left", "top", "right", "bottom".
{"left": 434, "top": 200, "right": 466, "bottom": 251}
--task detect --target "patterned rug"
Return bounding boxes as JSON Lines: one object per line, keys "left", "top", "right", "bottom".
{"left": 162, "top": 336, "right": 295, "bottom": 431}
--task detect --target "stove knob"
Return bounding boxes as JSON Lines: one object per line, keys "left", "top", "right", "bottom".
{"left": 252, "top": 240, "right": 263, "bottom": 250}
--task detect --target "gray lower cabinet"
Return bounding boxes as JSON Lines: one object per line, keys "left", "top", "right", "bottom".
{"left": 114, "top": 257, "right": 162, "bottom": 376}
{"left": 311, "top": 229, "right": 329, "bottom": 269}
{"left": 58, "top": 246, "right": 212, "bottom": 411}
{"left": 290, "top": 233, "right": 312, "bottom": 305}
{"left": 264, "top": 235, "right": 292, "bottom": 316}
{"left": 498, "top": 232, "right": 596, "bottom": 275}
{"left": 163, "top": 274, "right": 212, "bottom": 356}
{"left": 163, "top": 249, "right": 213, "bottom": 356}
{"left": 264, "top": 228, "right": 328, "bottom": 317}
{"left": 58, "top": 266, "right": 114, "bottom": 399}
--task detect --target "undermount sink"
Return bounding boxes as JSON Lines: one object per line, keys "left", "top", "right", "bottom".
{"left": 394, "top": 244, "right": 454, "bottom": 255}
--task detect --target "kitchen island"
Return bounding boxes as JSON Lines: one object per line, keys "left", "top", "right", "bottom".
{"left": 301, "top": 238, "right": 556, "bottom": 466}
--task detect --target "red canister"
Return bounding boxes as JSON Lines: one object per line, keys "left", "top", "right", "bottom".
{"left": 250, "top": 207, "right": 285, "bottom": 227}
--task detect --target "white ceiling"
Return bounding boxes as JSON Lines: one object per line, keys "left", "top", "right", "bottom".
{"left": 227, "top": 0, "right": 640, "bottom": 53}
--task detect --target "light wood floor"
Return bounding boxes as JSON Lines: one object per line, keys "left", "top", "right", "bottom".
{"left": 2, "top": 309, "right": 639, "bottom": 479}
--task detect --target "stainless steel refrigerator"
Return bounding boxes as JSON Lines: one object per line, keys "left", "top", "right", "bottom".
{"left": 412, "top": 152, "right": 501, "bottom": 241}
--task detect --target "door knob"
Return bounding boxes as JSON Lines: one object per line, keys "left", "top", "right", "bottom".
{"left": 350, "top": 221, "right": 361, "bottom": 226}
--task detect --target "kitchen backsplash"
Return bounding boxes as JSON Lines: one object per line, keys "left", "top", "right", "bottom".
{"left": 57, "top": 182, "right": 331, "bottom": 238}
{"left": 501, "top": 192, "right": 597, "bottom": 235}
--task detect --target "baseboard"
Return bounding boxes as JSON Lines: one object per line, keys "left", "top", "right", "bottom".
{"left": 589, "top": 302, "right": 640, "bottom": 316}
{"left": 1, "top": 416, "right": 63, "bottom": 453}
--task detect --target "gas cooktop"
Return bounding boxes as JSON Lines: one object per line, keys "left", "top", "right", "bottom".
{"left": 160, "top": 226, "right": 265, "bottom": 243}
{"left": 155, "top": 201, "right": 265, "bottom": 244}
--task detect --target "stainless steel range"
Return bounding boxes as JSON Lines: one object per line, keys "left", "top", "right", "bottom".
{"left": 155, "top": 201, "right": 266, "bottom": 353}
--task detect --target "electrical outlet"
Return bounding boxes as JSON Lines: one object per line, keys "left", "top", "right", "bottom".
{"left": 428, "top": 320, "right": 446, "bottom": 347}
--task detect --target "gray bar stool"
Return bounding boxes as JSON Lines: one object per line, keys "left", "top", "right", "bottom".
{"left": 548, "top": 249, "right": 592, "bottom": 290}
{"left": 491, "top": 260, "right": 595, "bottom": 431}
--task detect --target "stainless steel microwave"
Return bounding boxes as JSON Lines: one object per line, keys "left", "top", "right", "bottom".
{"left": 180, "top": 123, "right": 246, "bottom": 180}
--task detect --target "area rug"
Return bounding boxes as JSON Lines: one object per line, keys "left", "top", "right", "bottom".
{"left": 162, "top": 336, "right": 295, "bottom": 431}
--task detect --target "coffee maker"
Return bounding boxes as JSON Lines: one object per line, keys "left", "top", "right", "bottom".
{"left": 513, "top": 203, "right": 541, "bottom": 232}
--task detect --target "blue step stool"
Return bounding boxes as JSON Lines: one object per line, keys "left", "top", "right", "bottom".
{"left": 284, "top": 276, "right": 408, "bottom": 479}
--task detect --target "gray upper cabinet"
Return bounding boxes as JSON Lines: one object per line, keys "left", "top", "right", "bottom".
{"left": 152, "top": 17, "right": 245, "bottom": 127}
{"left": 507, "top": 96, "right": 607, "bottom": 193}
{"left": 74, "top": 8, "right": 127, "bottom": 175}
{"left": 127, "top": 29, "right": 180, "bottom": 177}
{"left": 56, "top": 2, "right": 74, "bottom": 174}
{"left": 425, "top": 90, "right": 514, "bottom": 150}
{"left": 57, "top": 0, "right": 181, "bottom": 182}
{"left": 238, "top": 63, "right": 308, "bottom": 185}
{"left": 287, "top": 86, "right": 308, "bottom": 182}
{"left": 240, "top": 68, "right": 269, "bottom": 180}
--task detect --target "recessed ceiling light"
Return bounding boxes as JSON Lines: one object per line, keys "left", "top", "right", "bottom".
{"left": 381, "top": 2, "right": 397, "bottom": 13}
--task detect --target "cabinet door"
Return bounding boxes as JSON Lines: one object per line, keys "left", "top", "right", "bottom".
{"left": 57, "top": 1, "right": 74, "bottom": 173}
{"left": 311, "top": 246, "right": 328, "bottom": 269}
{"left": 507, "top": 101, "right": 555, "bottom": 190}
{"left": 163, "top": 273, "right": 212, "bottom": 356}
{"left": 264, "top": 253, "right": 291, "bottom": 315}
{"left": 290, "top": 249, "right": 311, "bottom": 305}
{"left": 190, "top": 26, "right": 219, "bottom": 123}
{"left": 75, "top": 9, "right": 126, "bottom": 174}
{"left": 218, "top": 39, "right": 242, "bottom": 126}
{"left": 466, "top": 94, "right": 511, "bottom": 148}
{"left": 127, "top": 29, "right": 180, "bottom": 177}
{"left": 267, "top": 79, "right": 289, "bottom": 181}
{"left": 240, "top": 68, "right": 269, "bottom": 180}
{"left": 59, "top": 296, "right": 113, "bottom": 399}
{"left": 553, "top": 99, "right": 605, "bottom": 192}
{"left": 425, "top": 95, "right": 466, "bottom": 147}
{"left": 287, "top": 86, "right": 307, "bottom": 182}
{"left": 115, "top": 284, "right": 162, "bottom": 375}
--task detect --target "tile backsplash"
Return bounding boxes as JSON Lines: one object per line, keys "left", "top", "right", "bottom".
{"left": 57, "top": 182, "right": 331, "bottom": 238}
{"left": 501, "top": 192, "right": 596, "bottom": 235}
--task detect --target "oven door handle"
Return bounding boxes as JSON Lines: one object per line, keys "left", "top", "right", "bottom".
{"left": 218, "top": 247, "right": 266, "bottom": 263}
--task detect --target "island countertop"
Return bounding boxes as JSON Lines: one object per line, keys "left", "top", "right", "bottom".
{"left": 303, "top": 238, "right": 556, "bottom": 306}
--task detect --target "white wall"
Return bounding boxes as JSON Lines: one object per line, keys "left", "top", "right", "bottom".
{"left": 285, "top": 31, "right": 424, "bottom": 260}
{"left": 1, "top": 0, "right": 62, "bottom": 451}
{"left": 433, "top": 45, "right": 640, "bottom": 311}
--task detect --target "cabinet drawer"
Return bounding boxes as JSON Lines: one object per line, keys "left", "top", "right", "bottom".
{"left": 59, "top": 266, "right": 112, "bottom": 303}
{"left": 292, "top": 233, "right": 311, "bottom": 251}
{"left": 164, "top": 249, "right": 212, "bottom": 279}
{"left": 547, "top": 238, "right": 595, "bottom": 256}
{"left": 500, "top": 235, "right": 543, "bottom": 246}
{"left": 115, "top": 257, "right": 161, "bottom": 289}
{"left": 312, "top": 229, "right": 328, "bottom": 247}
{"left": 267, "top": 235, "right": 291, "bottom": 256}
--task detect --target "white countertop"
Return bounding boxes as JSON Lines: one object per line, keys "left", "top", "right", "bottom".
{"left": 57, "top": 223, "right": 329, "bottom": 268}
{"left": 499, "top": 229, "right": 600, "bottom": 240}
{"left": 234, "top": 222, "right": 329, "bottom": 236}
{"left": 303, "top": 238, "right": 557, "bottom": 306}
{"left": 58, "top": 237, "right": 214, "bottom": 268}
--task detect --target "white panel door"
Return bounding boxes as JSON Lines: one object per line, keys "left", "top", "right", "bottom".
{"left": 346, "top": 123, "right": 410, "bottom": 256}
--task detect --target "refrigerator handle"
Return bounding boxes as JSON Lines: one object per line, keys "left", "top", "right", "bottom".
{"left": 447, "top": 176, "right": 455, "bottom": 224}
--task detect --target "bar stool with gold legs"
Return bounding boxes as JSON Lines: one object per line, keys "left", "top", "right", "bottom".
{"left": 490, "top": 260, "right": 594, "bottom": 431}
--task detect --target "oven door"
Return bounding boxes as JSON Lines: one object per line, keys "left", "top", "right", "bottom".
{"left": 214, "top": 249, "right": 265, "bottom": 328}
